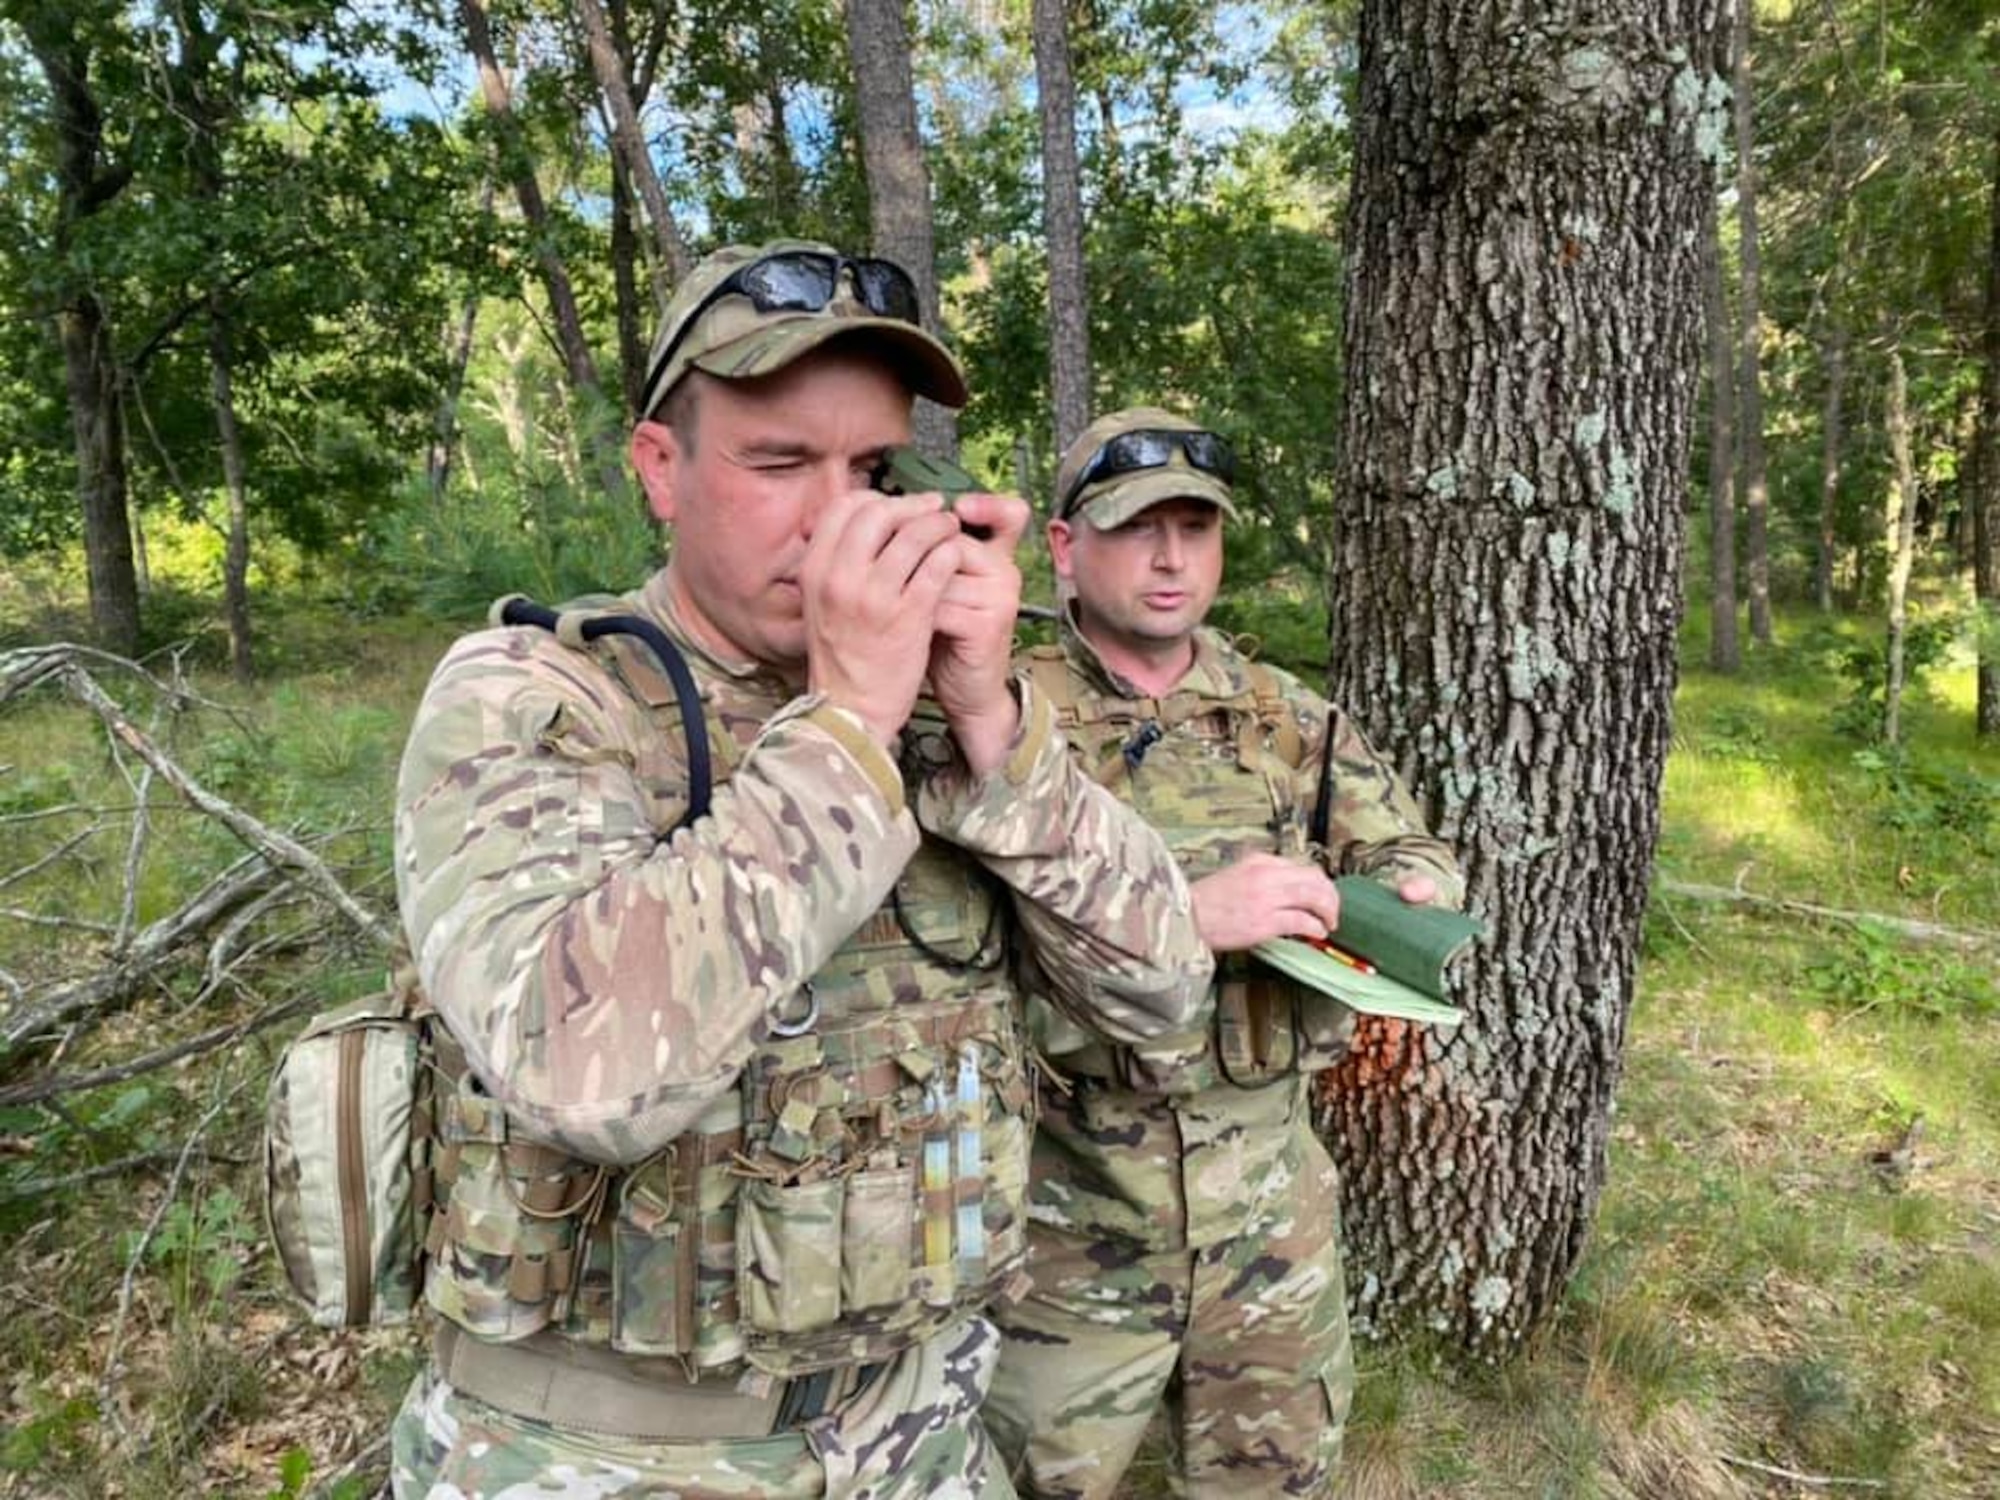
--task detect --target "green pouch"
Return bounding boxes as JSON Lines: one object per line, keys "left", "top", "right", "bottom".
{"left": 1212, "top": 980, "right": 1299, "bottom": 1085}
{"left": 737, "top": 1175, "right": 845, "bottom": 1333}
{"left": 840, "top": 1164, "right": 915, "bottom": 1311}
{"left": 610, "top": 1154, "right": 696, "bottom": 1355}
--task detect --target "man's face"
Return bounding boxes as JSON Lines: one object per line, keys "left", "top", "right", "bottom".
{"left": 1049, "top": 496, "right": 1225, "bottom": 654}
{"left": 631, "top": 348, "right": 914, "bottom": 672}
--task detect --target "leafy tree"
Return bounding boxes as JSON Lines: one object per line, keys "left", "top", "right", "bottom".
{"left": 4, "top": 0, "right": 143, "bottom": 653}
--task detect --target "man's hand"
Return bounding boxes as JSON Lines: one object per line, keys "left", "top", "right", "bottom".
{"left": 803, "top": 489, "right": 963, "bottom": 747}
{"left": 928, "top": 491, "right": 1031, "bottom": 775}
{"left": 1191, "top": 853, "right": 1344, "bottom": 954}
{"left": 1191, "top": 858, "right": 1440, "bottom": 954}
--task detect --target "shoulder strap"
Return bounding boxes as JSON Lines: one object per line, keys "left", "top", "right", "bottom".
{"left": 1023, "top": 645, "right": 1084, "bottom": 729}
{"left": 1241, "top": 661, "right": 1305, "bottom": 769}
{"left": 494, "top": 595, "right": 712, "bottom": 831}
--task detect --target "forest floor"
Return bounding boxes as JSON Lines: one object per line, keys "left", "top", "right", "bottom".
{"left": 0, "top": 596, "right": 1995, "bottom": 1499}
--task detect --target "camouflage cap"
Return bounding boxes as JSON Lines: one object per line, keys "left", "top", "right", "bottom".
{"left": 1054, "top": 406, "right": 1239, "bottom": 530}
{"left": 640, "top": 240, "right": 969, "bottom": 416}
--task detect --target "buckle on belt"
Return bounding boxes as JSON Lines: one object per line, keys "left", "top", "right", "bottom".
{"left": 775, "top": 1360, "right": 885, "bottom": 1427}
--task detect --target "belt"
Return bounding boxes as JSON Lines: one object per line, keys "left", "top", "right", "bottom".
{"left": 433, "top": 1322, "right": 878, "bottom": 1440}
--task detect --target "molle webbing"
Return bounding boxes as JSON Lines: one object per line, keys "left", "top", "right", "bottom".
{"left": 1024, "top": 645, "right": 1305, "bottom": 786}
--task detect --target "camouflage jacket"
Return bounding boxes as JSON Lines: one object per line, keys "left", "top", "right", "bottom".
{"left": 396, "top": 571, "right": 1212, "bottom": 1167}
{"left": 1018, "top": 616, "right": 1463, "bottom": 1252}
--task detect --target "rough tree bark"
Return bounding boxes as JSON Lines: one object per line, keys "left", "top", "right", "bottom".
{"left": 19, "top": 11, "right": 141, "bottom": 655}
{"left": 1732, "top": 0, "right": 1773, "bottom": 645}
{"left": 1324, "top": 0, "right": 1729, "bottom": 1350}
{"left": 844, "top": 0, "right": 958, "bottom": 457}
{"left": 608, "top": 154, "right": 649, "bottom": 419}
{"left": 1705, "top": 206, "right": 1738, "bottom": 672}
{"left": 1884, "top": 346, "right": 1916, "bottom": 748}
{"left": 1032, "top": 0, "right": 1092, "bottom": 453}
{"left": 1976, "top": 128, "right": 2000, "bottom": 737}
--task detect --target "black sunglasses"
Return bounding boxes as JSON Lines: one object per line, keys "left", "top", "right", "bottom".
{"left": 643, "top": 251, "right": 922, "bottom": 408}
{"left": 1058, "top": 428, "right": 1237, "bottom": 518}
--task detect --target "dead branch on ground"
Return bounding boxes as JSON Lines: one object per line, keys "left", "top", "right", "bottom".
{"left": 1656, "top": 877, "right": 2000, "bottom": 950}
{"left": 0, "top": 645, "right": 394, "bottom": 1067}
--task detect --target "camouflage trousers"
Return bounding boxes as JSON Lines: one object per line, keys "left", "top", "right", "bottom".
{"left": 983, "top": 1125, "right": 1352, "bottom": 1500}
{"left": 391, "top": 1313, "right": 1016, "bottom": 1499}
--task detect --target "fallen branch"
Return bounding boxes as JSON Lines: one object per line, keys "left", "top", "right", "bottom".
{"left": 1718, "top": 1452, "right": 1889, "bottom": 1490}
{"left": 0, "top": 989, "right": 317, "bottom": 1108}
{"left": 1655, "top": 878, "right": 2000, "bottom": 951}
{"left": 0, "top": 823, "right": 104, "bottom": 895}
{"left": 60, "top": 663, "right": 394, "bottom": 949}
{"left": 0, "top": 641, "right": 234, "bottom": 718}
{"left": 307, "top": 1430, "right": 392, "bottom": 1500}
{"left": 0, "top": 905, "right": 116, "bottom": 936}
{"left": 0, "top": 853, "right": 281, "bottom": 1056}
{"left": 0, "top": 1143, "right": 250, "bottom": 1198}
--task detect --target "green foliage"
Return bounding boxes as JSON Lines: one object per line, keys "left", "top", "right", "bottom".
{"left": 371, "top": 465, "right": 660, "bottom": 621}
{"left": 1801, "top": 920, "right": 1999, "bottom": 1019}
{"left": 1850, "top": 751, "right": 2000, "bottom": 842}
{"left": 1825, "top": 613, "right": 1961, "bottom": 741}
{"left": 128, "top": 1186, "right": 255, "bottom": 1314}
{"left": 0, "top": 1390, "right": 98, "bottom": 1475}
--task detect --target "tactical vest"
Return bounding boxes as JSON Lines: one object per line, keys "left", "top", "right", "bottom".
{"left": 422, "top": 603, "right": 1035, "bottom": 1380}
{"left": 1022, "top": 642, "right": 1354, "bottom": 1093}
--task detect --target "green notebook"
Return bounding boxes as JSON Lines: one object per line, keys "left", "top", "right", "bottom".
{"left": 1251, "top": 876, "right": 1484, "bottom": 1027}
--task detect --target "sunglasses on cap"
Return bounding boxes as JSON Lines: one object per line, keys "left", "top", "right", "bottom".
{"left": 1058, "top": 428, "right": 1237, "bottom": 518}
{"left": 643, "top": 250, "right": 923, "bottom": 402}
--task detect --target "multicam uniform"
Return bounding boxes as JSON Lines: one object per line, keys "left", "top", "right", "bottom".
{"left": 388, "top": 571, "right": 1212, "bottom": 1500}
{"left": 985, "top": 619, "right": 1463, "bottom": 1500}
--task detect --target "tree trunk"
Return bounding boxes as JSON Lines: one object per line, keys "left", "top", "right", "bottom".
{"left": 1324, "top": 0, "right": 1727, "bottom": 1351}
{"left": 23, "top": 18, "right": 141, "bottom": 655}
{"left": 429, "top": 291, "right": 481, "bottom": 503}
{"left": 1977, "top": 129, "right": 2000, "bottom": 737}
{"left": 575, "top": 0, "right": 690, "bottom": 291}
{"left": 429, "top": 181, "right": 492, "bottom": 504}
{"left": 1732, "top": 0, "right": 1773, "bottom": 645}
{"left": 209, "top": 307, "right": 254, "bottom": 683}
{"left": 1885, "top": 347, "right": 1917, "bottom": 748}
{"left": 1818, "top": 325, "right": 1845, "bottom": 615}
{"left": 844, "top": 0, "right": 958, "bottom": 457}
{"left": 178, "top": 4, "right": 253, "bottom": 682}
{"left": 609, "top": 148, "right": 649, "bottom": 419}
{"left": 1032, "top": 0, "right": 1092, "bottom": 452}
{"left": 460, "top": 0, "right": 629, "bottom": 507}
{"left": 1705, "top": 205, "right": 1738, "bottom": 672}
{"left": 58, "top": 298, "right": 141, "bottom": 656}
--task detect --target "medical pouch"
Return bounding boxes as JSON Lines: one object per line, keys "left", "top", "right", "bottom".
{"left": 263, "top": 981, "right": 431, "bottom": 1327}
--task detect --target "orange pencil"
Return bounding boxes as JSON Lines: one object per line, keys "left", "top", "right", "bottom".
{"left": 1306, "top": 936, "right": 1377, "bottom": 975}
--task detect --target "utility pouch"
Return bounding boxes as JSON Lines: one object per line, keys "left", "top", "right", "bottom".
{"left": 840, "top": 1164, "right": 915, "bottom": 1311}
{"left": 1290, "top": 990, "right": 1358, "bottom": 1073}
{"left": 738, "top": 1174, "right": 846, "bottom": 1333}
{"left": 1213, "top": 978, "right": 1299, "bottom": 1087}
{"left": 425, "top": 1081, "right": 600, "bottom": 1343}
{"left": 608, "top": 1152, "right": 697, "bottom": 1356}
{"left": 263, "top": 977, "right": 430, "bottom": 1327}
